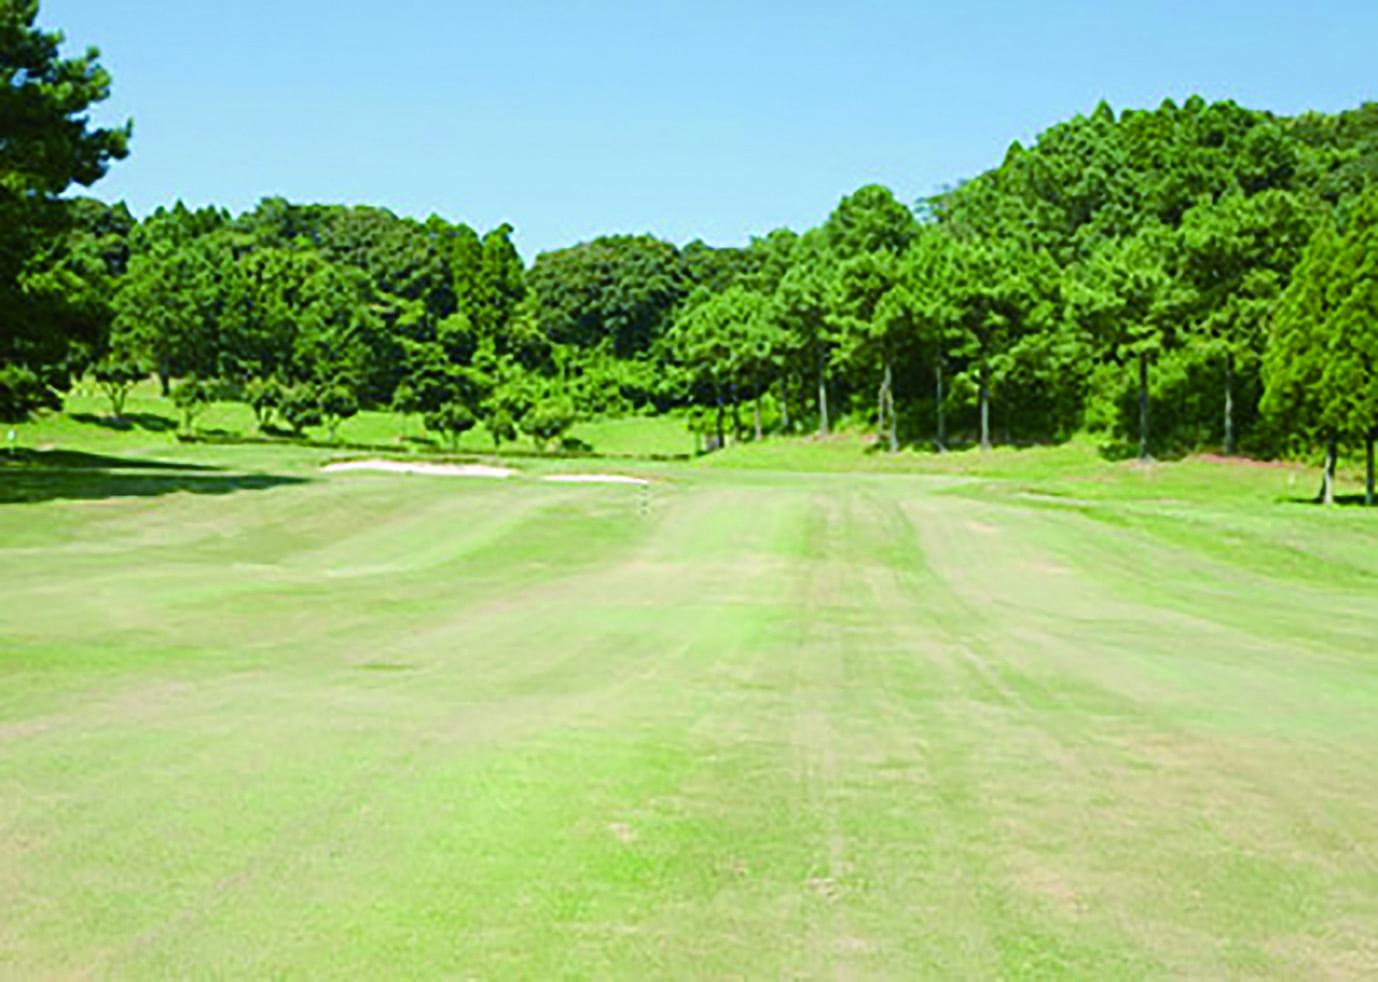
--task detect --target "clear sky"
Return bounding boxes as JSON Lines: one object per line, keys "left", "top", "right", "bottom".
{"left": 45, "top": 0, "right": 1378, "bottom": 258}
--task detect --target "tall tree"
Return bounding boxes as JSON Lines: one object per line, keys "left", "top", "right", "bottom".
{"left": 0, "top": 0, "right": 130, "bottom": 418}
{"left": 773, "top": 233, "right": 833, "bottom": 435}
{"left": 1266, "top": 194, "right": 1378, "bottom": 504}
{"left": 1263, "top": 224, "right": 1346, "bottom": 503}
{"left": 476, "top": 223, "right": 526, "bottom": 340}
{"left": 824, "top": 184, "right": 918, "bottom": 257}
{"left": 820, "top": 185, "right": 917, "bottom": 450}
{"left": 111, "top": 236, "right": 229, "bottom": 390}
{"left": 1332, "top": 194, "right": 1378, "bottom": 503}
{"left": 946, "top": 237, "right": 1052, "bottom": 451}
{"left": 884, "top": 226, "right": 961, "bottom": 451}
{"left": 529, "top": 235, "right": 687, "bottom": 357}
{"left": 1181, "top": 190, "right": 1316, "bottom": 453}
{"left": 671, "top": 286, "right": 767, "bottom": 449}
{"left": 1071, "top": 225, "right": 1190, "bottom": 459}
{"left": 831, "top": 252, "right": 901, "bottom": 450}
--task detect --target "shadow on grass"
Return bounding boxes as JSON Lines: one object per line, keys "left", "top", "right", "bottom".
{"left": 70, "top": 411, "right": 178, "bottom": 433}
{"left": 259, "top": 423, "right": 302, "bottom": 439}
{"left": 1280, "top": 494, "right": 1377, "bottom": 508}
{"left": 2, "top": 448, "right": 218, "bottom": 471}
{"left": 1, "top": 448, "right": 304, "bottom": 505}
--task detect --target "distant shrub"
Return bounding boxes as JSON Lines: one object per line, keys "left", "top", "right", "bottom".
{"left": 522, "top": 397, "right": 577, "bottom": 452}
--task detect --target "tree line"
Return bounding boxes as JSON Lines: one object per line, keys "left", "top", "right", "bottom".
{"left": 2, "top": 1, "right": 1377, "bottom": 498}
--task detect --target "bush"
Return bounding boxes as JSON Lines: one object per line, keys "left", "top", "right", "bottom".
{"left": 171, "top": 376, "right": 216, "bottom": 433}
{"left": 0, "top": 364, "right": 60, "bottom": 422}
{"left": 281, "top": 384, "right": 323, "bottom": 435}
{"left": 92, "top": 355, "right": 146, "bottom": 419}
{"left": 521, "top": 397, "right": 577, "bottom": 452}
{"left": 483, "top": 380, "right": 534, "bottom": 448}
{"left": 244, "top": 377, "right": 283, "bottom": 431}
{"left": 486, "top": 408, "right": 518, "bottom": 448}
{"left": 319, "top": 384, "right": 359, "bottom": 442}
{"left": 424, "top": 401, "right": 476, "bottom": 451}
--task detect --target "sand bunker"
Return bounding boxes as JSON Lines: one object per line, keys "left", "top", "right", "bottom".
{"left": 542, "top": 474, "right": 651, "bottom": 486}
{"left": 323, "top": 460, "right": 515, "bottom": 479}
{"left": 322, "top": 461, "right": 652, "bottom": 485}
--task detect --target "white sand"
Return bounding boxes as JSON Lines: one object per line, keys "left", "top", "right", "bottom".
{"left": 542, "top": 474, "right": 651, "bottom": 486}
{"left": 323, "top": 460, "right": 515, "bottom": 479}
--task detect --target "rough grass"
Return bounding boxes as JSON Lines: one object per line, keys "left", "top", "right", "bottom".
{"left": 2, "top": 414, "right": 1378, "bottom": 976}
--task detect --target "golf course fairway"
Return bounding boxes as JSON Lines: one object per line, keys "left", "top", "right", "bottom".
{"left": 3, "top": 445, "right": 1377, "bottom": 977}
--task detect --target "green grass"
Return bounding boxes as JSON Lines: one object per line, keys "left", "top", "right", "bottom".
{"left": 7, "top": 380, "right": 696, "bottom": 461}
{"left": 3, "top": 416, "right": 1378, "bottom": 976}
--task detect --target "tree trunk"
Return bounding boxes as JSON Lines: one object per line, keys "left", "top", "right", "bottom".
{"left": 934, "top": 355, "right": 946, "bottom": 453}
{"left": 780, "top": 376, "right": 791, "bottom": 433}
{"left": 879, "top": 363, "right": 894, "bottom": 451}
{"left": 1138, "top": 351, "right": 1151, "bottom": 461}
{"left": 753, "top": 393, "right": 763, "bottom": 442}
{"left": 158, "top": 365, "right": 171, "bottom": 397}
{"left": 877, "top": 359, "right": 888, "bottom": 447}
{"left": 817, "top": 352, "right": 829, "bottom": 436}
{"left": 714, "top": 386, "right": 725, "bottom": 451}
{"left": 979, "top": 359, "right": 991, "bottom": 452}
{"left": 1367, "top": 428, "right": 1376, "bottom": 507}
{"left": 884, "top": 359, "right": 898, "bottom": 453}
{"left": 1321, "top": 435, "right": 1338, "bottom": 506}
{"left": 1223, "top": 352, "right": 1235, "bottom": 456}
{"left": 731, "top": 383, "right": 742, "bottom": 442}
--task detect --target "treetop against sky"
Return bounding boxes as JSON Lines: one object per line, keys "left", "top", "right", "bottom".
{"left": 44, "top": 0, "right": 1378, "bottom": 255}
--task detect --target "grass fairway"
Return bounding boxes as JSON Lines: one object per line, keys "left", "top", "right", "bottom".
{"left": 3, "top": 440, "right": 1378, "bottom": 976}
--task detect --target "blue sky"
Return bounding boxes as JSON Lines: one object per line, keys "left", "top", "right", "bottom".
{"left": 47, "top": 0, "right": 1378, "bottom": 257}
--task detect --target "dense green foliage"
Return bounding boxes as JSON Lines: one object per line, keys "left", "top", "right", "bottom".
{"left": 5, "top": 3, "right": 1378, "bottom": 485}
{"left": 0, "top": 0, "right": 129, "bottom": 418}
{"left": 1263, "top": 190, "right": 1378, "bottom": 503}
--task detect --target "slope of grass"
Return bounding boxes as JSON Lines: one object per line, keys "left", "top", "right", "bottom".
{"left": 9, "top": 381, "right": 694, "bottom": 461}
{"left": 2, "top": 435, "right": 1377, "bottom": 976}
{"left": 702, "top": 429, "right": 1372, "bottom": 505}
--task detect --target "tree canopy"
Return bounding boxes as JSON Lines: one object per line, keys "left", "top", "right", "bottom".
{"left": 0, "top": 0, "right": 129, "bottom": 418}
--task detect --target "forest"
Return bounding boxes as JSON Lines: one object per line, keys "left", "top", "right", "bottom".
{"left": 3, "top": 0, "right": 1378, "bottom": 501}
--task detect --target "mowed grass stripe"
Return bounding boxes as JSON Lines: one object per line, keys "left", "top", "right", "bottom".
{"left": 1, "top": 476, "right": 804, "bottom": 974}
{"left": 899, "top": 489, "right": 1378, "bottom": 973}
{"left": 3, "top": 452, "right": 1378, "bottom": 975}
